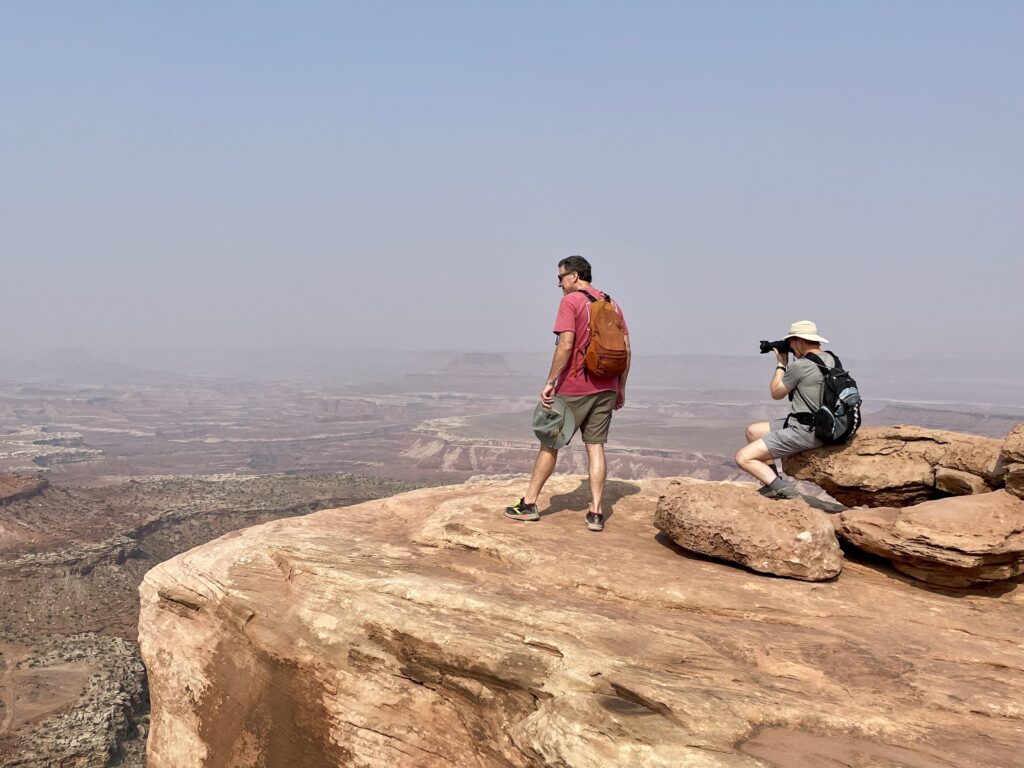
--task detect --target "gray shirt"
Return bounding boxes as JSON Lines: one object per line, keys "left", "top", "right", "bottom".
{"left": 782, "top": 351, "right": 836, "bottom": 416}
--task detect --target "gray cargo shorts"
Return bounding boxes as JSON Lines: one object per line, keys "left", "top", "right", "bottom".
{"left": 762, "top": 417, "right": 825, "bottom": 459}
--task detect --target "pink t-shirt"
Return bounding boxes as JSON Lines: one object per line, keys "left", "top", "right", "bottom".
{"left": 552, "top": 287, "right": 629, "bottom": 396}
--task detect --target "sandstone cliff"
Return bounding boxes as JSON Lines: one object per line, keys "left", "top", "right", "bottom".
{"left": 139, "top": 476, "right": 1024, "bottom": 767}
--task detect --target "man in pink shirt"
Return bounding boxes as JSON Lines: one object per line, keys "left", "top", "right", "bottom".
{"left": 505, "top": 256, "right": 631, "bottom": 532}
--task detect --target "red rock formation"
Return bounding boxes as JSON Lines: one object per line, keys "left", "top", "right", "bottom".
{"left": 837, "top": 490, "right": 1024, "bottom": 587}
{"left": 139, "top": 477, "right": 1024, "bottom": 767}
{"left": 1003, "top": 424, "right": 1024, "bottom": 500}
{"left": 654, "top": 479, "right": 842, "bottom": 581}
{"left": 783, "top": 425, "right": 1005, "bottom": 507}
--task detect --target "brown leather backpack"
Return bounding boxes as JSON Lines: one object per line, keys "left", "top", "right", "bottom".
{"left": 579, "top": 290, "right": 628, "bottom": 379}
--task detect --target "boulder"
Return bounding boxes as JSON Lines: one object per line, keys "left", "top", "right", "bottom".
{"left": 654, "top": 480, "right": 842, "bottom": 581}
{"left": 1004, "top": 425, "right": 1024, "bottom": 463}
{"left": 783, "top": 425, "right": 1004, "bottom": 507}
{"left": 837, "top": 490, "right": 1024, "bottom": 587}
{"left": 1002, "top": 425, "right": 1024, "bottom": 500}
{"left": 139, "top": 476, "right": 1024, "bottom": 767}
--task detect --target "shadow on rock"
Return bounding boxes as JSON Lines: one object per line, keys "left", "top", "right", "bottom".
{"left": 837, "top": 540, "right": 1024, "bottom": 599}
{"left": 653, "top": 531, "right": 841, "bottom": 582}
{"left": 800, "top": 494, "right": 846, "bottom": 514}
{"left": 543, "top": 479, "right": 642, "bottom": 521}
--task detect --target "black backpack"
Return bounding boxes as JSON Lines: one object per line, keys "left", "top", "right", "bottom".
{"left": 804, "top": 352, "right": 862, "bottom": 444}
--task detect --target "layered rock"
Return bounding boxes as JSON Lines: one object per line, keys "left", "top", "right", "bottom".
{"left": 1003, "top": 424, "right": 1024, "bottom": 500}
{"left": 654, "top": 479, "right": 841, "bottom": 581}
{"left": 140, "top": 476, "right": 1024, "bottom": 767}
{"left": 837, "top": 490, "right": 1024, "bottom": 587}
{"left": 783, "top": 425, "right": 1005, "bottom": 507}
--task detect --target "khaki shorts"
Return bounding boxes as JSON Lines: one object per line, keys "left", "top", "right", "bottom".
{"left": 560, "top": 391, "right": 617, "bottom": 445}
{"left": 762, "top": 417, "right": 825, "bottom": 459}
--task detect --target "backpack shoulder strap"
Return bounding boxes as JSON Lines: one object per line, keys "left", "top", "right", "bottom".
{"left": 797, "top": 353, "right": 829, "bottom": 413}
{"left": 578, "top": 289, "right": 613, "bottom": 304}
{"left": 804, "top": 352, "right": 833, "bottom": 372}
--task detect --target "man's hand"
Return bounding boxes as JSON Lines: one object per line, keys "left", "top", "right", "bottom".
{"left": 540, "top": 382, "right": 556, "bottom": 407}
{"left": 774, "top": 348, "right": 790, "bottom": 366}
{"left": 615, "top": 388, "right": 625, "bottom": 410}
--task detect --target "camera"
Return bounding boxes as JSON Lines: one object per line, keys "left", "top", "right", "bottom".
{"left": 759, "top": 339, "right": 791, "bottom": 355}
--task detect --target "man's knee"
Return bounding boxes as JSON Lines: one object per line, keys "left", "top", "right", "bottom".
{"left": 745, "top": 421, "right": 770, "bottom": 442}
{"left": 734, "top": 443, "right": 751, "bottom": 466}
{"left": 737, "top": 438, "right": 771, "bottom": 465}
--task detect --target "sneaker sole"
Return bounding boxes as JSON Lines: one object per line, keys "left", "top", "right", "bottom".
{"left": 504, "top": 511, "right": 540, "bottom": 522}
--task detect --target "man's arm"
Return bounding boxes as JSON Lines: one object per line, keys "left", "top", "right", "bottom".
{"left": 540, "top": 331, "right": 575, "bottom": 406}
{"left": 615, "top": 335, "right": 631, "bottom": 409}
{"left": 770, "top": 348, "right": 790, "bottom": 400}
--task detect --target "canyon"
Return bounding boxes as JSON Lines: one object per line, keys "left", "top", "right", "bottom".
{"left": 2, "top": 350, "right": 1023, "bottom": 765}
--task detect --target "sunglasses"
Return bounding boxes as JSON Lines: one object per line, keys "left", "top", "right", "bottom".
{"left": 556, "top": 271, "right": 576, "bottom": 285}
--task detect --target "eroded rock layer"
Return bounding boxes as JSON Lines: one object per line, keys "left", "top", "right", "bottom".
{"left": 1003, "top": 425, "right": 1024, "bottom": 501}
{"left": 139, "top": 477, "right": 1024, "bottom": 767}
{"left": 837, "top": 490, "right": 1024, "bottom": 587}
{"left": 783, "top": 425, "right": 1005, "bottom": 507}
{"left": 654, "top": 480, "right": 842, "bottom": 581}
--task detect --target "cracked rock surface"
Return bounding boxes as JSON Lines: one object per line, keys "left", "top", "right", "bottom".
{"left": 139, "top": 476, "right": 1024, "bottom": 767}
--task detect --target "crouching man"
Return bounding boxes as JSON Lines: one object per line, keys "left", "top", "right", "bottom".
{"left": 736, "top": 321, "right": 835, "bottom": 500}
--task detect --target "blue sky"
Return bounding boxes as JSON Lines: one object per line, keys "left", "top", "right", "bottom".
{"left": 2, "top": 2, "right": 1022, "bottom": 359}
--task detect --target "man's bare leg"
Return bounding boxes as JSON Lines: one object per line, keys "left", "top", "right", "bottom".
{"left": 523, "top": 446, "right": 558, "bottom": 505}
{"left": 743, "top": 421, "right": 779, "bottom": 478}
{"left": 585, "top": 443, "right": 607, "bottom": 514}
{"left": 735, "top": 439, "right": 779, "bottom": 486}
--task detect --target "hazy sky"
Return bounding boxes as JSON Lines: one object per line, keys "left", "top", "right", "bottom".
{"left": 3, "top": 2, "right": 1022, "bottom": 360}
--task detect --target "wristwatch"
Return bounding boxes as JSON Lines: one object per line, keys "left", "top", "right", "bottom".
{"left": 776, "top": 365, "right": 786, "bottom": 371}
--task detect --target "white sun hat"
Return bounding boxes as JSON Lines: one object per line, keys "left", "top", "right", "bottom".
{"left": 785, "top": 320, "right": 829, "bottom": 343}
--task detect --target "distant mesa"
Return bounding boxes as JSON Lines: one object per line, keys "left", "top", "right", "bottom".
{"left": 0, "top": 427, "right": 103, "bottom": 472}
{"left": 444, "top": 352, "right": 510, "bottom": 371}
{"left": 401, "top": 352, "right": 530, "bottom": 394}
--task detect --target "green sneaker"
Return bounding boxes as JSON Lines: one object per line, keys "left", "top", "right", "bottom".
{"left": 504, "top": 498, "right": 540, "bottom": 521}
